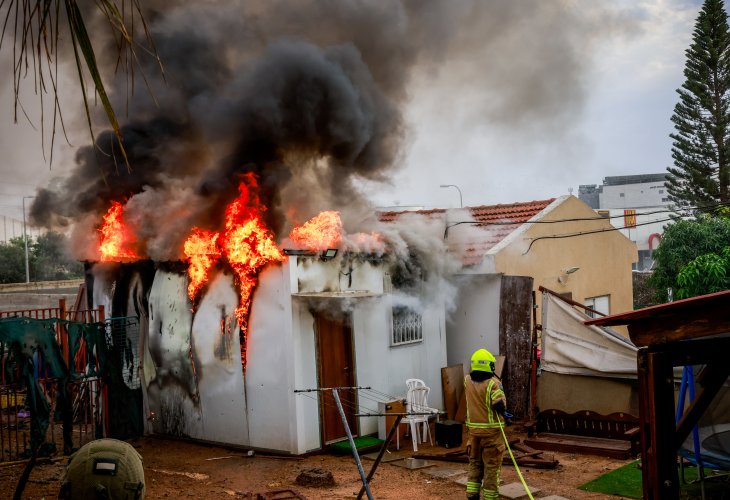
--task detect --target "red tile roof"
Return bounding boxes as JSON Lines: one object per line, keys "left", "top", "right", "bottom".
{"left": 379, "top": 199, "right": 556, "bottom": 266}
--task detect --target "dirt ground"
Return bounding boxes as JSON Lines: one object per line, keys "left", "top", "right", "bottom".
{"left": 0, "top": 426, "right": 639, "bottom": 500}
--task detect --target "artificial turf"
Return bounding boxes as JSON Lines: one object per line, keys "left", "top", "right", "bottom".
{"left": 578, "top": 460, "right": 729, "bottom": 499}
{"left": 328, "top": 436, "right": 385, "bottom": 454}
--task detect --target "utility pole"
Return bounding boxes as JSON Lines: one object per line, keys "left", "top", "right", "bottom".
{"left": 22, "top": 196, "right": 34, "bottom": 283}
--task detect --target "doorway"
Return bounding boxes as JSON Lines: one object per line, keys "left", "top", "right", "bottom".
{"left": 315, "top": 312, "right": 357, "bottom": 444}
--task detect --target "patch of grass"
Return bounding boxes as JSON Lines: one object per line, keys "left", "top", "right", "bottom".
{"left": 579, "top": 460, "right": 729, "bottom": 499}
{"left": 579, "top": 460, "right": 643, "bottom": 499}
{"left": 328, "top": 436, "right": 384, "bottom": 455}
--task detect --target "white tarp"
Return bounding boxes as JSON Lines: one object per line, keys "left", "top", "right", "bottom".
{"left": 541, "top": 292, "right": 638, "bottom": 379}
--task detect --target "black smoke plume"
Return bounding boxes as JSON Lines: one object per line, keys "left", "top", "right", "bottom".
{"left": 30, "top": 1, "right": 633, "bottom": 260}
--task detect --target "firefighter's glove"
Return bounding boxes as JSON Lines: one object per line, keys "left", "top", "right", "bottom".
{"left": 493, "top": 400, "right": 506, "bottom": 417}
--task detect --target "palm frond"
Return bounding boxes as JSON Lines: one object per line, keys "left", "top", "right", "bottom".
{"left": 1, "top": 0, "right": 162, "bottom": 172}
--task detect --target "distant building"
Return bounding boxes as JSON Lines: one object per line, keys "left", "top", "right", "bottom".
{"left": 579, "top": 173, "right": 670, "bottom": 271}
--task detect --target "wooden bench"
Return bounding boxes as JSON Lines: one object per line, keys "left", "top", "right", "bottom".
{"left": 523, "top": 409, "right": 640, "bottom": 459}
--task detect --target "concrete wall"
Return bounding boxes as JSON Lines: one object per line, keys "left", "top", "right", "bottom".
{"left": 446, "top": 274, "right": 502, "bottom": 368}
{"left": 0, "top": 293, "right": 77, "bottom": 312}
{"left": 600, "top": 179, "right": 667, "bottom": 209}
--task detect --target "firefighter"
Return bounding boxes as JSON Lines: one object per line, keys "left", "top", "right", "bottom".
{"left": 464, "top": 348, "right": 507, "bottom": 500}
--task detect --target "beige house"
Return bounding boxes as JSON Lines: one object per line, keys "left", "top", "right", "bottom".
{"left": 454, "top": 194, "right": 638, "bottom": 320}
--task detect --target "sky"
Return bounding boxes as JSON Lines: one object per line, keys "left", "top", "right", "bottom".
{"left": 0, "top": 0, "right": 708, "bottom": 232}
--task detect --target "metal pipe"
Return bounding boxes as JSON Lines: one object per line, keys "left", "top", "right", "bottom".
{"left": 357, "top": 414, "right": 402, "bottom": 500}
{"left": 332, "top": 389, "right": 373, "bottom": 500}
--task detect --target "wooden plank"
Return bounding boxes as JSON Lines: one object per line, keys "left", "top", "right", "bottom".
{"left": 627, "top": 306, "right": 730, "bottom": 347}
{"left": 440, "top": 365, "right": 464, "bottom": 421}
{"left": 499, "top": 276, "right": 533, "bottom": 419}
{"left": 494, "top": 356, "right": 505, "bottom": 379}
{"left": 454, "top": 392, "right": 466, "bottom": 423}
{"left": 645, "top": 350, "right": 680, "bottom": 500}
{"left": 523, "top": 434, "right": 633, "bottom": 460}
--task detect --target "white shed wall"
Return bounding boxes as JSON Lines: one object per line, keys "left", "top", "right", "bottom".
{"left": 190, "top": 272, "right": 248, "bottom": 445}
{"left": 353, "top": 296, "right": 447, "bottom": 437}
{"left": 245, "top": 264, "right": 298, "bottom": 452}
{"left": 290, "top": 300, "right": 320, "bottom": 454}
{"left": 447, "top": 274, "right": 502, "bottom": 368}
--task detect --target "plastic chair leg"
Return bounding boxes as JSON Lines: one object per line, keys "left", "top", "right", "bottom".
{"left": 410, "top": 421, "right": 419, "bottom": 452}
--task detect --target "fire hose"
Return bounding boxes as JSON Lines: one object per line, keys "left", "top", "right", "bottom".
{"left": 498, "top": 413, "right": 535, "bottom": 500}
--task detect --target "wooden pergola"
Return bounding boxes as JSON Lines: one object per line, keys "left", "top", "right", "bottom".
{"left": 586, "top": 290, "right": 730, "bottom": 500}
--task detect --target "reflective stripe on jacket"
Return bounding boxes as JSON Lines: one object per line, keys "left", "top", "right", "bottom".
{"left": 464, "top": 374, "right": 506, "bottom": 431}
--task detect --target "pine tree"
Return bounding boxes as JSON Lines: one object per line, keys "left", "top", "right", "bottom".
{"left": 667, "top": 0, "right": 730, "bottom": 209}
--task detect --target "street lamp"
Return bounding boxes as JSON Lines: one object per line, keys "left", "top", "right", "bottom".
{"left": 22, "top": 196, "right": 34, "bottom": 283}
{"left": 439, "top": 184, "right": 463, "bottom": 208}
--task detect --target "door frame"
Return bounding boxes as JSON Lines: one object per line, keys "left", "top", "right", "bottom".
{"left": 314, "top": 310, "right": 358, "bottom": 445}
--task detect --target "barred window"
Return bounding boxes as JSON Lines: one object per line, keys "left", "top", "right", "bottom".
{"left": 391, "top": 306, "right": 423, "bottom": 346}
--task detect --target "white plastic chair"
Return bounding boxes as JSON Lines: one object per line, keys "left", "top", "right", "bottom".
{"left": 406, "top": 378, "right": 426, "bottom": 391}
{"left": 406, "top": 378, "right": 440, "bottom": 423}
{"left": 397, "top": 386, "right": 434, "bottom": 452}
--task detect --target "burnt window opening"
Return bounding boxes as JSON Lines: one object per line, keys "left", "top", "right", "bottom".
{"left": 391, "top": 306, "right": 423, "bottom": 346}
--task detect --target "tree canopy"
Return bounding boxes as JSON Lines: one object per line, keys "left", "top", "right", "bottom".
{"left": 0, "top": 232, "right": 83, "bottom": 284}
{"left": 676, "top": 246, "right": 730, "bottom": 298}
{"left": 649, "top": 214, "right": 730, "bottom": 300}
{"left": 666, "top": 0, "right": 730, "bottom": 208}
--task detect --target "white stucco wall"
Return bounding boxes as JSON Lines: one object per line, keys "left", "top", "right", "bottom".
{"left": 291, "top": 301, "right": 320, "bottom": 454}
{"left": 352, "top": 296, "right": 447, "bottom": 437}
{"left": 292, "top": 255, "right": 385, "bottom": 294}
{"left": 190, "top": 272, "right": 248, "bottom": 445}
{"left": 446, "top": 274, "right": 502, "bottom": 369}
{"left": 245, "top": 263, "right": 298, "bottom": 452}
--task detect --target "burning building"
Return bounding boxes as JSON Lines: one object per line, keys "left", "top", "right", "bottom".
{"left": 86, "top": 203, "right": 447, "bottom": 453}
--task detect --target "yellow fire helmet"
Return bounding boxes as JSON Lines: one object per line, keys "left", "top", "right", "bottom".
{"left": 470, "top": 348, "right": 496, "bottom": 373}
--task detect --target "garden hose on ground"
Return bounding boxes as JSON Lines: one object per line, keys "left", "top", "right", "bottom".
{"left": 499, "top": 414, "right": 534, "bottom": 500}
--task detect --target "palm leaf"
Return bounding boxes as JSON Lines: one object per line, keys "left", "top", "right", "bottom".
{"left": 1, "top": 0, "right": 162, "bottom": 172}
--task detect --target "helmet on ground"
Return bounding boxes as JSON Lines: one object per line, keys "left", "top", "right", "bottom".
{"left": 59, "top": 438, "right": 145, "bottom": 499}
{"left": 471, "top": 348, "right": 496, "bottom": 373}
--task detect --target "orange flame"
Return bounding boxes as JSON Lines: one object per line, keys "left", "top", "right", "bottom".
{"left": 99, "top": 201, "right": 139, "bottom": 262}
{"left": 183, "top": 174, "right": 285, "bottom": 368}
{"left": 288, "top": 210, "right": 342, "bottom": 251}
{"left": 221, "top": 178, "right": 285, "bottom": 323}
{"left": 183, "top": 228, "right": 220, "bottom": 299}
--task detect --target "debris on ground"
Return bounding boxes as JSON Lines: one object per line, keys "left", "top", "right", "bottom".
{"left": 294, "top": 467, "right": 336, "bottom": 487}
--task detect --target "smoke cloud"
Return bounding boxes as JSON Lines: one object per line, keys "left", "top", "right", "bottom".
{"left": 29, "top": 0, "right": 633, "bottom": 264}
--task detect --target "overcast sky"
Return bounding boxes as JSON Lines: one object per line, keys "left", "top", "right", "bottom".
{"left": 0, "top": 0, "right": 708, "bottom": 227}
